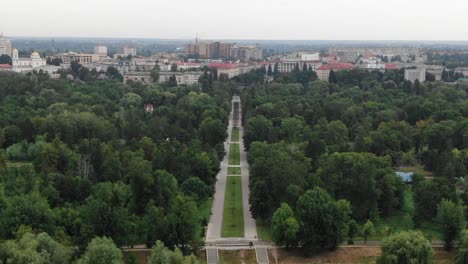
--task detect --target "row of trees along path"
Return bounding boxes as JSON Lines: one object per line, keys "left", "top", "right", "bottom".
{"left": 205, "top": 95, "right": 258, "bottom": 244}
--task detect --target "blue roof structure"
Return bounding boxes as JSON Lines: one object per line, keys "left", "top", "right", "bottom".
{"left": 396, "top": 171, "right": 414, "bottom": 183}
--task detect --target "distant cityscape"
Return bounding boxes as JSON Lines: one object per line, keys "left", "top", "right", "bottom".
{"left": 1, "top": 33, "right": 468, "bottom": 85}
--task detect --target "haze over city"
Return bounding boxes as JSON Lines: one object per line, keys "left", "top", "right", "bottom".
{"left": 2, "top": 0, "right": 468, "bottom": 40}
{"left": 3, "top": 1, "right": 468, "bottom": 263}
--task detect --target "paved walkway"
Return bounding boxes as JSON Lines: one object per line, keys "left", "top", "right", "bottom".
{"left": 206, "top": 102, "right": 233, "bottom": 242}
{"left": 206, "top": 95, "right": 258, "bottom": 244}
{"left": 238, "top": 98, "right": 257, "bottom": 241}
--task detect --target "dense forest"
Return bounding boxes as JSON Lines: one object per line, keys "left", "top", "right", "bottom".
{"left": 239, "top": 68, "right": 468, "bottom": 254}
{"left": 2, "top": 65, "right": 468, "bottom": 262}
{"left": 0, "top": 71, "right": 236, "bottom": 263}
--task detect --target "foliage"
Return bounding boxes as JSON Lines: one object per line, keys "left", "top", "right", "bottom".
{"left": 77, "top": 237, "right": 123, "bottom": 264}
{"left": 295, "top": 187, "right": 352, "bottom": 253}
{"left": 436, "top": 199, "right": 465, "bottom": 249}
{"left": 361, "top": 220, "right": 375, "bottom": 244}
{"left": 377, "top": 231, "right": 432, "bottom": 264}
{"left": 271, "top": 203, "right": 300, "bottom": 247}
{"left": 0, "top": 232, "right": 72, "bottom": 264}
{"left": 455, "top": 229, "right": 468, "bottom": 264}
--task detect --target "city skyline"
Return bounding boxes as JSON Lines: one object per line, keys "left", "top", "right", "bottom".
{"left": 2, "top": 0, "right": 468, "bottom": 41}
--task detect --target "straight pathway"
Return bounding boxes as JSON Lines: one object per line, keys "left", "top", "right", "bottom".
{"left": 206, "top": 95, "right": 258, "bottom": 244}
{"left": 255, "top": 246, "right": 270, "bottom": 264}
{"left": 206, "top": 97, "right": 235, "bottom": 243}
{"left": 206, "top": 247, "right": 219, "bottom": 264}
{"left": 237, "top": 98, "right": 258, "bottom": 241}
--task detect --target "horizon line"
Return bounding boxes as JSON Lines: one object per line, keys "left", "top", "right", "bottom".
{"left": 6, "top": 35, "right": 468, "bottom": 43}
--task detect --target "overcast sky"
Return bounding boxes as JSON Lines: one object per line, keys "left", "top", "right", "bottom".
{"left": 1, "top": 0, "right": 467, "bottom": 40}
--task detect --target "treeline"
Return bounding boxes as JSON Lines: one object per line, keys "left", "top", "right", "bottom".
{"left": 241, "top": 68, "right": 468, "bottom": 252}
{"left": 0, "top": 71, "right": 232, "bottom": 262}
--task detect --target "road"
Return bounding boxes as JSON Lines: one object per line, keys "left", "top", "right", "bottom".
{"left": 206, "top": 95, "right": 258, "bottom": 244}
{"left": 238, "top": 97, "right": 258, "bottom": 241}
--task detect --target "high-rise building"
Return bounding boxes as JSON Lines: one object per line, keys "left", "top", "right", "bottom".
{"left": 184, "top": 39, "right": 258, "bottom": 60}
{"left": 0, "top": 34, "right": 12, "bottom": 56}
{"left": 404, "top": 68, "right": 426, "bottom": 83}
{"left": 230, "top": 45, "right": 263, "bottom": 61}
{"left": 94, "top": 45, "right": 108, "bottom": 55}
{"left": 123, "top": 46, "right": 137, "bottom": 57}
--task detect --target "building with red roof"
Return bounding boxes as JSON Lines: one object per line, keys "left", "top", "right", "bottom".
{"left": 316, "top": 61, "right": 354, "bottom": 81}
{"left": 208, "top": 63, "right": 240, "bottom": 78}
{"left": 176, "top": 61, "right": 201, "bottom": 70}
{"left": 0, "top": 64, "right": 12, "bottom": 71}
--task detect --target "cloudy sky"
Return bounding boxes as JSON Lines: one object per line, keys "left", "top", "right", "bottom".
{"left": 1, "top": 0, "right": 467, "bottom": 40}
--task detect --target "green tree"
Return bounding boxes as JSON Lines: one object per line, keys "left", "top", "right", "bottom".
{"left": 414, "top": 177, "right": 456, "bottom": 225}
{"left": 244, "top": 115, "right": 274, "bottom": 149}
{"left": 200, "top": 118, "right": 227, "bottom": 147}
{"left": 271, "top": 203, "right": 300, "bottom": 247}
{"left": 328, "top": 70, "right": 338, "bottom": 83}
{"left": 0, "top": 232, "right": 72, "bottom": 264}
{"left": 167, "top": 195, "right": 198, "bottom": 250}
{"left": 267, "top": 64, "right": 273, "bottom": 76}
{"left": 377, "top": 231, "right": 432, "bottom": 264}
{"left": 151, "top": 69, "right": 160, "bottom": 82}
{"left": 77, "top": 237, "right": 123, "bottom": 264}
{"left": 296, "top": 187, "right": 352, "bottom": 253}
{"left": 0, "top": 54, "right": 12, "bottom": 65}
{"left": 145, "top": 204, "right": 168, "bottom": 248}
{"left": 361, "top": 219, "right": 375, "bottom": 244}
{"left": 0, "top": 192, "right": 56, "bottom": 238}
{"left": 80, "top": 182, "right": 133, "bottom": 247}
{"left": 181, "top": 177, "right": 210, "bottom": 201}
{"left": 437, "top": 199, "right": 465, "bottom": 250}
{"left": 455, "top": 229, "right": 468, "bottom": 264}
{"left": 347, "top": 219, "right": 359, "bottom": 244}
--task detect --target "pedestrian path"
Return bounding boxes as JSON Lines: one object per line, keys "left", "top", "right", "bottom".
{"left": 206, "top": 247, "right": 219, "bottom": 264}
{"left": 206, "top": 95, "right": 258, "bottom": 244}
{"left": 255, "top": 246, "right": 270, "bottom": 264}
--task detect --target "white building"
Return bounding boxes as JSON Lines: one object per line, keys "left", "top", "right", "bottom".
{"left": 299, "top": 52, "right": 320, "bottom": 61}
{"left": 159, "top": 71, "right": 202, "bottom": 85}
{"left": 12, "top": 49, "right": 47, "bottom": 73}
{"left": 0, "top": 34, "right": 12, "bottom": 56}
{"left": 94, "top": 45, "right": 108, "bottom": 55}
{"left": 123, "top": 46, "right": 137, "bottom": 57}
{"left": 404, "top": 68, "right": 426, "bottom": 83}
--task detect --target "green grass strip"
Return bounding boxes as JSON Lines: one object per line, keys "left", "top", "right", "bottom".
{"left": 222, "top": 176, "right": 244, "bottom": 237}
{"left": 228, "top": 143, "right": 240, "bottom": 165}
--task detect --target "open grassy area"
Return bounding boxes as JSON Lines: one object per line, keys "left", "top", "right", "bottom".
{"left": 222, "top": 176, "right": 244, "bottom": 237}
{"left": 227, "top": 166, "right": 241, "bottom": 175}
{"left": 196, "top": 198, "right": 212, "bottom": 239}
{"left": 396, "top": 163, "right": 432, "bottom": 177}
{"left": 228, "top": 143, "right": 240, "bottom": 165}
{"left": 356, "top": 189, "right": 442, "bottom": 241}
{"left": 5, "top": 161, "right": 33, "bottom": 168}
{"left": 217, "top": 250, "right": 256, "bottom": 264}
{"left": 231, "top": 127, "right": 240, "bottom": 142}
{"left": 256, "top": 219, "right": 272, "bottom": 241}
{"left": 271, "top": 247, "right": 453, "bottom": 264}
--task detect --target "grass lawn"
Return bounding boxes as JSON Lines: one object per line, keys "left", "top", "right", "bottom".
{"left": 356, "top": 189, "right": 442, "bottom": 241}
{"left": 196, "top": 198, "right": 212, "bottom": 239}
{"left": 218, "top": 250, "right": 256, "bottom": 264}
{"left": 6, "top": 161, "right": 33, "bottom": 168}
{"left": 228, "top": 143, "right": 240, "bottom": 165}
{"left": 231, "top": 127, "right": 240, "bottom": 142}
{"left": 227, "top": 166, "right": 241, "bottom": 175}
{"left": 272, "top": 247, "right": 454, "bottom": 264}
{"left": 256, "top": 219, "right": 272, "bottom": 241}
{"left": 222, "top": 176, "right": 244, "bottom": 237}
{"left": 396, "top": 163, "right": 432, "bottom": 177}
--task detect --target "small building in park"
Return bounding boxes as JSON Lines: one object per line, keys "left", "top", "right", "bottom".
{"left": 396, "top": 171, "right": 414, "bottom": 183}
